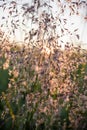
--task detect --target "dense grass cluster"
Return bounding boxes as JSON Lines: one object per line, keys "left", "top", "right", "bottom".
{"left": 0, "top": 40, "right": 87, "bottom": 130}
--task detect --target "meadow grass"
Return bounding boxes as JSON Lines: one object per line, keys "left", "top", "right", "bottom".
{"left": 0, "top": 41, "right": 87, "bottom": 130}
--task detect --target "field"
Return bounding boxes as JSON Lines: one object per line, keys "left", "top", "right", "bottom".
{"left": 0, "top": 39, "right": 87, "bottom": 130}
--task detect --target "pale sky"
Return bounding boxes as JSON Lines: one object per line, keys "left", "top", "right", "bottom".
{"left": 0, "top": 0, "right": 87, "bottom": 49}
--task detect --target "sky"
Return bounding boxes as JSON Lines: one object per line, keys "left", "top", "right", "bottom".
{"left": 0, "top": 0, "right": 87, "bottom": 49}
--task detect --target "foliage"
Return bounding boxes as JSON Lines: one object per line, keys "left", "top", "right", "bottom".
{"left": 0, "top": 40, "right": 87, "bottom": 130}
{"left": 0, "top": 0, "right": 87, "bottom": 130}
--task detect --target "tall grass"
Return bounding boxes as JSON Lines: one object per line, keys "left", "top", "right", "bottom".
{"left": 0, "top": 40, "right": 87, "bottom": 130}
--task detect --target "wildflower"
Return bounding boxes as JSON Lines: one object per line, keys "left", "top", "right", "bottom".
{"left": 3, "top": 60, "right": 9, "bottom": 69}
{"left": 84, "top": 76, "right": 87, "bottom": 80}
{"left": 22, "top": 81, "right": 27, "bottom": 86}
{"left": 13, "top": 70, "right": 19, "bottom": 78}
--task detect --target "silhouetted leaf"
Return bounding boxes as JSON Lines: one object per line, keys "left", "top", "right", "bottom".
{"left": 84, "top": 16, "right": 87, "bottom": 20}
{"left": 61, "top": 29, "right": 64, "bottom": 33}
{"left": 76, "top": 34, "right": 79, "bottom": 39}
{"left": 74, "top": 29, "right": 78, "bottom": 32}
{"left": 2, "top": 16, "right": 5, "bottom": 19}
{"left": 10, "top": 1, "right": 16, "bottom": 5}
